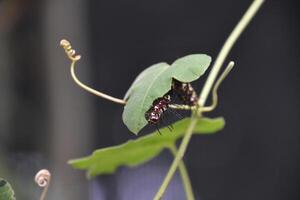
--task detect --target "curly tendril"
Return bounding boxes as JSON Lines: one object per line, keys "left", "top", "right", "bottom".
{"left": 35, "top": 169, "right": 51, "bottom": 200}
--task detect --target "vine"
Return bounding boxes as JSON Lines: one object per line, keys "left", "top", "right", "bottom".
{"left": 154, "top": 0, "right": 265, "bottom": 198}
{"left": 60, "top": 0, "right": 265, "bottom": 199}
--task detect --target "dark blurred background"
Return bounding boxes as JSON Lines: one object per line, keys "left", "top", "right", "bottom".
{"left": 0, "top": 0, "right": 299, "bottom": 199}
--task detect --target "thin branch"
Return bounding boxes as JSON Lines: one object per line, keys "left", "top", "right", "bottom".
{"left": 154, "top": 117, "right": 198, "bottom": 200}
{"left": 198, "top": 0, "right": 265, "bottom": 107}
{"left": 168, "top": 104, "right": 196, "bottom": 111}
{"left": 169, "top": 145, "right": 195, "bottom": 200}
{"left": 60, "top": 39, "right": 126, "bottom": 105}
{"left": 69, "top": 61, "right": 126, "bottom": 105}
{"left": 201, "top": 61, "right": 235, "bottom": 112}
{"left": 154, "top": 0, "right": 265, "bottom": 199}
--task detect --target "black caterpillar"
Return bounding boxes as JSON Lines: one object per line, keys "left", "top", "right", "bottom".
{"left": 172, "top": 79, "right": 198, "bottom": 106}
{"left": 145, "top": 79, "right": 198, "bottom": 132}
{"left": 145, "top": 94, "right": 171, "bottom": 125}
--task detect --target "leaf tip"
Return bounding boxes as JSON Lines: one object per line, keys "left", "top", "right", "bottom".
{"left": 67, "top": 159, "right": 75, "bottom": 165}
{"left": 67, "top": 158, "right": 88, "bottom": 169}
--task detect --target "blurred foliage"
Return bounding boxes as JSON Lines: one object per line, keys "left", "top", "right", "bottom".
{"left": 0, "top": 178, "right": 16, "bottom": 200}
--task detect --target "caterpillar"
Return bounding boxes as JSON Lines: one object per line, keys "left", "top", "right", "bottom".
{"left": 172, "top": 79, "right": 198, "bottom": 106}
{"left": 144, "top": 79, "right": 198, "bottom": 134}
{"left": 145, "top": 94, "right": 171, "bottom": 125}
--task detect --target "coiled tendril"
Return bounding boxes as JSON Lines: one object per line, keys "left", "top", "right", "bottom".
{"left": 35, "top": 169, "right": 51, "bottom": 200}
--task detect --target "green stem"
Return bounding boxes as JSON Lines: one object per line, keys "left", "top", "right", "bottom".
{"left": 169, "top": 145, "right": 195, "bottom": 200}
{"left": 198, "top": 0, "right": 265, "bottom": 107}
{"left": 154, "top": 116, "right": 198, "bottom": 200}
{"left": 153, "top": 0, "right": 265, "bottom": 199}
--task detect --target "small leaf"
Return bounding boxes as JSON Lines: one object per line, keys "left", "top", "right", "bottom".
{"left": 0, "top": 178, "right": 16, "bottom": 200}
{"left": 69, "top": 117, "right": 224, "bottom": 178}
{"left": 122, "top": 63, "right": 170, "bottom": 135}
{"left": 171, "top": 54, "right": 212, "bottom": 82}
{"left": 123, "top": 54, "right": 211, "bottom": 134}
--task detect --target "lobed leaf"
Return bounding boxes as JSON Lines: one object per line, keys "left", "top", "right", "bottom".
{"left": 69, "top": 117, "right": 224, "bottom": 178}
{"left": 122, "top": 54, "right": 212, "bottom": 134}
{"left": 0, "top": 178, "right": 16, "bottom": 200}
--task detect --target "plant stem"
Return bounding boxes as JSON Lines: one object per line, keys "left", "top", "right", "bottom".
{"left": 198, "top": 0, "right": 265, "bottom": 107}
{"left": 169, "top": 145, "right": 195, "bottom": 200}
{"left": 60, "top": 39, "right": 126, "bottom": 105}
{"left": 201, "top": 61, "right": 235, "bottom": 113}
{"left": 153, "top": 0, "right": 264, "bottom": 199}
{"left": 70, "top": 60, "right": 126, "bottom": 105}
{"left": 154, "top": 116, "right": 198, "bottom": 200}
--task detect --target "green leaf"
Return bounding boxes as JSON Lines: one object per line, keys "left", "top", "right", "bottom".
{"left": 69, "top": 117, "right": 224, "bottom": 178}
{"left": 170, "top": 54, "right": 212, "bottom": 82}
{"left": 123, "top": 54, "right": 212, "bottom": 134}
{"left": 0, "top": 179, "right": 16, "bottom": 200}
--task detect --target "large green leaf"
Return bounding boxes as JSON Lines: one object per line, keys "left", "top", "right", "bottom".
{"left": 0, "top": 179, "right": 15, "bottom": 200}
{"left": 69, "top": 117, "right": 224, "bottom": 178}
{"left": 123, "top": 54, "right": 212, "bottom": 134}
